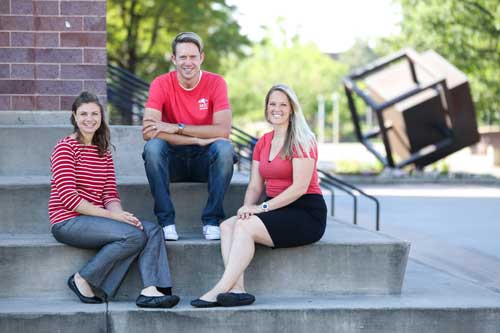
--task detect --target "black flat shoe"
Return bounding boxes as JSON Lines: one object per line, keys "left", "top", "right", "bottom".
{"left": 216, "top": 292, "right": 255, "bottom": 307}
{"left": 136, "top": 294, "right": 180, "bottom": 308}
{"left": 67, "top": 275, "right": 103, "bottom": 304}
{"left": 190, "top": 298, "right": 219, "bottom": 308}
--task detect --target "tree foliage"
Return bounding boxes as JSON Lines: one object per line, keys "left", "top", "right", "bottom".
{"left": 107, "top": 0, "right": 250, "bottom": 81}
{"left": 378, "top": 0, "right": 500, "bottom": 124}
{"left": 224, "top": 38, "right": 350, "bottom": 138}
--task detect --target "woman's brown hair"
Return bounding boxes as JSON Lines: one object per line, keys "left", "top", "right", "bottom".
{"left": 71, "top": 91, "right": 111, "bottom": 156}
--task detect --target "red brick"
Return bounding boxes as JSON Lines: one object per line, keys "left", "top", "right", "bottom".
{"left": 35, "top": 80, "right": 82, "bottom": 95}
{"left": 0, "top": 48, "right": 34, "bottom": 63}
{"left": 0, "top": 96, "right": 10, "bottom": 110}
{"left": 84, "top": 48, "right": 106, "bottom": 64}
{"left": 61, "top": 32, "right": 106, "bottom": 47}
{"left": 12, "top": 0, "right": 33, "bottom": 15}
{"left": 61, "top": 1, "right": 106, "bottom": 16}
{"left": 35, "top": 48, "right": 82, "bottom": 63}
{"left": 84, "top": 16, "right": 105, "bottom": 31}
{"left": 11, "top": 32, "right": 58, "bottom": 47}
{"left": 34, "top": 16, "right": 82, "bottom": 31}
{"left": 0, "top": 32, "right": 9, "bottom": 46}
{"left": 60, "top": 95, "right": 74, "bottom": 111}
{"left": 61, "top": 64, "right": 105, "bottom": 79}
{"left": 0, "top": 16, "right": 34, "bottom": 31}
{"left": 36, "top": 64, "right": 59, "bottom": 79}
{"left": 0, "top": 64, "right": 9, "bottom": 78}
{"left": 11, "top": 64, "right": 34, "bottom": 79}
{"left": 12, "top": 95, "right": 35, "bottom": 110}
{"left": 11, "top": 32, "right": 33, "bottom": 46}
{"left": 99, "top": 94, "right": 107, "bottom": 113}
{"left": 84, "top": 80, "right": 106, "bottom": 94}
{"left": 34, "top": 1, "right": 59, "bottom": 15}
{"left": 36, "top": 32, "right": 59, "bottom": 47}
{"left": 36, "top": 95, "right": 60, "bottom": 110}
{"left": 0, "top": 80, "right": 35, "bottom": 94}
{"left": 0, "top": 1, "right": 10, "bottom": 14}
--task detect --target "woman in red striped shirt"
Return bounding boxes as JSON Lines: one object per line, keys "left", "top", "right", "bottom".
{"left": 49, "top": 91, "right": 179, "bottom": 308}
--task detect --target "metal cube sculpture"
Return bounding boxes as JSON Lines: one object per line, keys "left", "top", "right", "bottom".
{"left": 344, "top": 49, "right": 479, "bottom": 169}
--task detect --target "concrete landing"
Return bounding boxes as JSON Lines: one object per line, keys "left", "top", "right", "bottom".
{"left": 1, "top": 260, "right": 498, "bottom": 333}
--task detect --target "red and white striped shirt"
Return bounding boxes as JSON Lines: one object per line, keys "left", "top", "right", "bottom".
{"left": 48, "top": 137, "right": 120, "bottom": 225}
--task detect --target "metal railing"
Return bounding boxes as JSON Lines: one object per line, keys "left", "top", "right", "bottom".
{"left": 106, "top": 63, "right": 381, "bottom": 230}
{"left": 318, "top": 169, "right": 380, "bottom": 231}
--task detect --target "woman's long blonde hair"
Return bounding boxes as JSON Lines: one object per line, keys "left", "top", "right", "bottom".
{"left": 264, "top": 83, "right": 316, "bottom": 159}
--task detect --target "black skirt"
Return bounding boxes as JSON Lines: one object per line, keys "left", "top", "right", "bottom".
{"left": 255, "top": 194, "right": 327, "bottom": 248}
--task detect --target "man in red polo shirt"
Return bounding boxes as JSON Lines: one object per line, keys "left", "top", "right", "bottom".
{"left": 142, "top": 32, "right": 234, "bottom": 241}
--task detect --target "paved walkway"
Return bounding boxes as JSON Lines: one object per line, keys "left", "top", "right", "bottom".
{"left": 316, "top": 142, "right": 500, "bottom": 293}
{"left": 327, "top": 182, "right": 500, "bottom": 294}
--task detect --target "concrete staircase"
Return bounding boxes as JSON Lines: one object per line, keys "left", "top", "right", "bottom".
{"left": 0, "top": 111, "right": 499, "bottom": 332}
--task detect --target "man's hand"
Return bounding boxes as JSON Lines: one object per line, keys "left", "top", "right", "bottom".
{"left": 143, "top": 117, "right": 178, "bottom": 138}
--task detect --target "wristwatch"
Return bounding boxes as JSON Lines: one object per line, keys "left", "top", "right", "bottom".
{"left": 261, "top": 202, "right": 269, "bottom": 212}
{"left": 177, "top": 123, "right": 185, "bottom": 135}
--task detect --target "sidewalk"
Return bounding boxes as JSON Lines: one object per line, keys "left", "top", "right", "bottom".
{"left": 318, "top": 143, "right": 500, "bottom": 294}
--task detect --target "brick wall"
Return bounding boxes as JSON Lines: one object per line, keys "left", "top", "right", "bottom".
{"left": 0, "top": 0, "right": 106, "bottom": 111}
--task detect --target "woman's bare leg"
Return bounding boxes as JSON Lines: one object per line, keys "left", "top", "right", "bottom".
{"left": 220, "top": 216, "right": 245, "bottom": 292}
{"left": 199, "top": 215, "right": 273, "bottom": 301}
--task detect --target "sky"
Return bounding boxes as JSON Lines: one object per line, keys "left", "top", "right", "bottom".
{"left": 226, "top": 0, "right": 402, "bottom": 53}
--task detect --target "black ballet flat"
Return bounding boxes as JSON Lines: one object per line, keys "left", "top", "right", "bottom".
{"left": 136, "top": 294, "right": 180, "bottom": 308}
{"left": 67, "top": 275, "right": 103, "bottom": 304}
{"left": 216, "top": 292, "right": 255, "bottom": 307}
{"left": 190, "top": 298, "right": 220, "bottom": 308}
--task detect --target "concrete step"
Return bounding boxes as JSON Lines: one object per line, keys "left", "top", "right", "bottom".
{"left": 0, "top": 125, "right": 145, "bottom": 176}
{"left": 0, "top": 221, "right": 409, "bottom": 299}
{"left": 0, "top": 298, "right": 106, "bottom": 333}
{"left": 0, "top": 111, "right": 72, "bottom": 125}
{"left": 0, "top": 176, "right": 247, "bottom": 234}
{"left": 2, "top": 261, "right": 499, "bottom": 333}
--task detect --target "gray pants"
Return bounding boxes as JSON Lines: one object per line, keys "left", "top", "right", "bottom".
{"left": 51, "top": 215, "right": 172, "bottom": 297}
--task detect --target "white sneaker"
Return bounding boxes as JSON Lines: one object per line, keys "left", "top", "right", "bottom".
{"left": 203, "top": 225, "right": 220, "bottom": 240}
{"left": 163, "top": 225, "right": 179, "bottom": 241}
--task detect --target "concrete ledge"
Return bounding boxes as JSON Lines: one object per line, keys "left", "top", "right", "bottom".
{"left": 0, "top": 111, "right": 72, "bottom": 125}
{"left": 0, "top": 177, "right": 247, "bottom": 234}
{"left": 0, "top": 221, "right": 409, "bottom": 299}
{"left": 0, "top": 125, "right": 145, "bottom": 176}
{"left": 0, "top": 298, "right": 106, "bottom": 333}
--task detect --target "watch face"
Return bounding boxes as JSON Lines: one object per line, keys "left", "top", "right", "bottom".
{"left": 262, "top": 203, "right": 268, "bottom": 209}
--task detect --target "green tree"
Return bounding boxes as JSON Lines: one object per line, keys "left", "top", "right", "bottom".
{"left": 378, "top": 0, "right": 500, "bottom": 124}
{"left": 107, "top": 0, "right": 250, "bottom": 81}
{"left": 225, "top": 38, "right": 350, "bottom": 139}
{"left": 339, "top": 38, "right": 380, "bottom": 72}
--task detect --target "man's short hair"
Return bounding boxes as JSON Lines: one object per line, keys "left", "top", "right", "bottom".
{"left": 172, "top": 32, "right": 204, "bottom": 55}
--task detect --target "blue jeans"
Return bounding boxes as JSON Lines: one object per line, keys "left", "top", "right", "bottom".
{"left": 52, "top": 216, "right": 172, "bottom": 298}
{"left": 142, "top": 138, "right": 234, "bottom": 228}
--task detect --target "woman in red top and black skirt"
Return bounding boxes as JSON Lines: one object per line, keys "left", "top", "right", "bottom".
{"left": 191, "top": 83, "right": 327, "bottom": 307}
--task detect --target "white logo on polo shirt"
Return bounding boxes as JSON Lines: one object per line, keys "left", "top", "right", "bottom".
{"left": 198, "top": 98, "right": 208, "bottom": 111}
